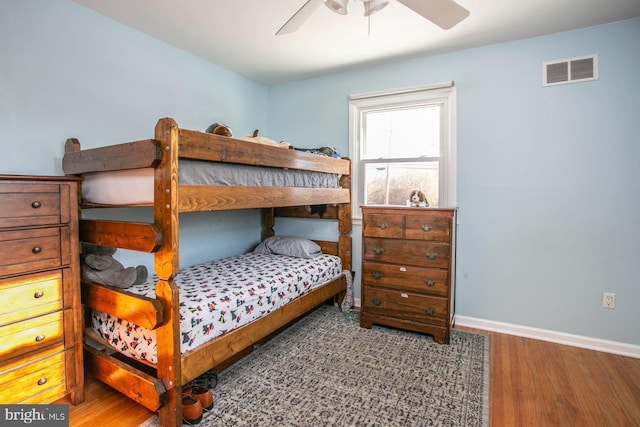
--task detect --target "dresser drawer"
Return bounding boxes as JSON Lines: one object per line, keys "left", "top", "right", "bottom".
{"left": 364, "top": 237, "right": 450, "bottom": 269}
{"left": 0, "top": 176, "right": 82, "bottom": 405}
{"left": 0, "top": 227, "right": 69, "bottom": 276}
{"left": 405, "top": 214, "right": 451, "bottom": 241}
{"left": 0, "top": 349, "right": 66, "bottom": 404}
{"left": 362, "top": 213, "right": 404, "bottom": 238}
{"left": 0, "top": 311, "right": 64, "bottom": 360}
{"left": 362, "top": 287, "right": 448, "bottom": 326}
{"left": 0, "top": 183, "right": 66, "bottom": 229}
{"left": 0, "top": 271, "right": 64, "bottom": 326}
{"left": 362, "top": 262, "right": 449, "bottom": 297}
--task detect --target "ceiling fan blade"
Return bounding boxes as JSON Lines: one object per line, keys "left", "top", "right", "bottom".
{"left": 397, "top": 0, "right": 470, "bottom": 30}
{"left": 276, "top": 0, "right": 324, "bottom": 35}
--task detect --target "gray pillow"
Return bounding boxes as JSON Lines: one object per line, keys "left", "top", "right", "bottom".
{"left": 253, "top": 236, "right": 322, "bottom": 258}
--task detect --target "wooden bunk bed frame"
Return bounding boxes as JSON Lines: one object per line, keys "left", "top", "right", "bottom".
{"left": 62, "top": 118, "right": 352, "bottom": 427}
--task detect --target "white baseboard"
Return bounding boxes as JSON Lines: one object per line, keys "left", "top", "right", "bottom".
{"left": 351, "top": 299, "right": 639, "bottom": 358}
{"left": 454, "top": 315, "right": 640, "bottom": 359}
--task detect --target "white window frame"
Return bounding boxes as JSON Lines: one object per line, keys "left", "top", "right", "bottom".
{"left": 349, "top": 82, "right": 458, "bottom": 222}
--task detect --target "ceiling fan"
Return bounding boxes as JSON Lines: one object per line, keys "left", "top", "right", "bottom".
{"left": 276, "top": 0, "right": 470, "bottom": 35}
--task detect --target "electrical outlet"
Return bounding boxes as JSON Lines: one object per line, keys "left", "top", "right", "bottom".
{"left": 602, "top": 292, "right": 615, "bottom": 309}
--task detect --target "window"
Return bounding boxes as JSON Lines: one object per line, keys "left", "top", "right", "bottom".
{"left": 349, "top": 82, "right": 457, "bottom": 220}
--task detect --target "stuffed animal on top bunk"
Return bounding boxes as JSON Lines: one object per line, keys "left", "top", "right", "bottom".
{"left": 80, "top": 243, "right": 148, "bottom": 289}
{"left": 205, "top": 122, "right": 233, "bottom": 137}
{"left": 241, "top": 129, "right": 292, "bottom": 149}
{"left": 409, "top": 189, "right": 429, "bottom": 207}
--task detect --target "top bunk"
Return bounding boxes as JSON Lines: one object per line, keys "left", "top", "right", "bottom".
{"left": 62, "top": 118, "right": 352, "bottom": 278}
{"left": 62, "top": 117, "right": 351, "bottom": 212}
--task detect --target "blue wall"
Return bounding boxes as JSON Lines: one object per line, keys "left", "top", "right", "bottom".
{"left": 268, "top": 19, "right": 640, "bottom": 345}
{"left": 0, "top": 0, "right": 269, "bottom": 267}
{"left": 2, "top": 0, "right": 638, "bottom": 346}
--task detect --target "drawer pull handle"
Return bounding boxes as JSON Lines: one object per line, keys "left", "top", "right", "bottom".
{"left": 426, "top": 252, "right": 437, "bottom": 260}
{"left": 374, "top": 247, "right": 384, "bottom": 255}
{"left": 32, "top": 201, "right": 42, "bottom": 209}
{"left": 372, "top": 298, "right": 382, "bottom": 306}
{"left": 425, "top": 307, "right": 436, "bottom": 316}
{"left": 37, "top": 378, "right": 48, "bottom": 386}
{"left": 32, "top": 246, "right": 42, "bottom": 254}
{"left": 34, "top": 291, "right": 44, "bottom": 298}
{"left": 425, "top": 279, "right": 436, "bottom": 287}
{"left": 422, "top": 225, "right": 431, "bottom": 232}
{"left": 377, "top": 223, "right": 387, "bottom": 230}
{"left": 372, "top": 271, "right": 382, "bottom": 280}
{"left": 35, "top": 334, "right": 45, "bottom": 342}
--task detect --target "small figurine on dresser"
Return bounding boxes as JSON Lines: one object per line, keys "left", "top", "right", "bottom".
{"left": 409, "top": 189, "right": 429, "bottom": 207}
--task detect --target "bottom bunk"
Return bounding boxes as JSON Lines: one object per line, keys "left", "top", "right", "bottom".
{"left": 81, "top": 245, "right": 352, "bottom": 425}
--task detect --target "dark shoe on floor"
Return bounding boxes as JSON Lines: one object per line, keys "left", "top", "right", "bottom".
{"left": 184, "top": 385, "right": 214, "bottom": 412}
{"left": 188, "top": 369, "right": 218, "bottom": 389}
{"left": 182, "top": 394, "right": 203, "bottom": 425}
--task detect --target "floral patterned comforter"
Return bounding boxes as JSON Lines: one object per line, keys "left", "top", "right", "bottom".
{"left": 91, "top": 252, "right": 343, "bottom": 364}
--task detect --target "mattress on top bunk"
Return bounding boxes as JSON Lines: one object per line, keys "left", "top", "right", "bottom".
{"left": 90, "top": 252, "right": 344, "bottom": 364}
{"left": 82, "top": 159, "right": 341, "bottom": 204}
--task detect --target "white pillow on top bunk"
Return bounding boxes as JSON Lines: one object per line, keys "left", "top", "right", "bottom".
{"left": 253, "top": 236, "right": 321, "bottom": 258}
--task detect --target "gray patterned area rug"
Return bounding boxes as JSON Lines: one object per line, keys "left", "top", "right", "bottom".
{"left": 141, "top": 305, "right": 489, "bottom": 427}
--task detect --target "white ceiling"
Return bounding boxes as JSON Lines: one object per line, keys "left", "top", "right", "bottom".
{"left": 71, "top": 0, "right": 640, "bottom": 85}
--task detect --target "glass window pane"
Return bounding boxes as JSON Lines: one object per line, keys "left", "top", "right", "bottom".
{"left": 364, "top": 162, "right": 439, "bottom": 207}
{"left": 363, "top": 106, "right": 440, "bottom": 159}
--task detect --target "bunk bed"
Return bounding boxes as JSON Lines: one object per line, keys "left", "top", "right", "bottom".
{"left": 62, "top": 118, "right": 352, "bottom": 427}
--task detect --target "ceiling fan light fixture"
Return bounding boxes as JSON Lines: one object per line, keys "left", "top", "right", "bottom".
{"left": 324, "top": 0, "right": 349, "bottom": 15}
{"left": 363, "top": 0, "right": 389, "bottom": 17}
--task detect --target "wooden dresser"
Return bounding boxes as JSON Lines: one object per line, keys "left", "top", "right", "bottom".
{"left": 360, "top": 206, "right": 456, "bottom": 344}
{"left": 0, "top": 175, "right": 84, "bottom": 404}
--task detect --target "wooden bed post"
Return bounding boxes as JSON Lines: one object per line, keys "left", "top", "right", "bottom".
{"left": 154, "top": 118, "right": 183, "bottom": 427}
{"left": 262, "top": 208, "right": 275, "bottom": 241}
{"left": 337, "top": 172, "right": 352, "bottom": 272}
{"left": 64, "top": 138, "right": 84, "bottom": 222}
{"left": 154, "top": 118, "right": 180, "bottom": 278}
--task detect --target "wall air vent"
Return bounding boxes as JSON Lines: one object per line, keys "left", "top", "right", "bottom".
{"left": 543, "top": 54, "right": 598, "bottom": 86}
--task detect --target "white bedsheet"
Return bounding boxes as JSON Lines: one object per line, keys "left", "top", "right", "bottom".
{"left": 91, "top": 252, "right": 344, "bottom": 364}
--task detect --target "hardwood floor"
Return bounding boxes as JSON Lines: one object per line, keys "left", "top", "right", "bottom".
{"left": 482, "top": 329, "right": 640, "bottom": 427}
{"left": 62, "top": 329, "right": 640, "bottom": 427}
{"left": 62, "top": 374, "right": 153, "bottom": 427}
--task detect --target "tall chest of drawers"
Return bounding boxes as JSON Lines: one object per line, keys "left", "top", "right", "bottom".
{"left": 360, "top": 206, "right": 456, "bottom": 344}
{"left": 0, "top": 175, "right": 84, "bottom": 404}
